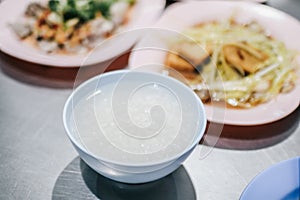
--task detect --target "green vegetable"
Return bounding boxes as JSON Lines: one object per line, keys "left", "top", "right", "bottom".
{"left": 77, "top": 1, "right": 97, "bottom": 22}
{"left": 48, "top": 0, "right": 60, "bottom": 12}
{"left": 63, "top": 5, "right": 78, "bottom": 21}
{"left": 94, "top": 1, "right": 112, "bottom": 18}
{"left": 47, "top": 0, "right": 135, "bottom": 23}
{"left": 67, "top": 0, "right": 76, "bottom": 8}
{"left": 125, "top": 0, "right": 136, "bottom": 5}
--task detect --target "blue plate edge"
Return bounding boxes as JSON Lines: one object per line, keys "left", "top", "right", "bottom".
{"left": 240, "top": 157, "right": 300, "bottom": 200}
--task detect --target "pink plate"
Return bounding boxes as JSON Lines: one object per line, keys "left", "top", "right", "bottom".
{"left": 0, "top": 0, "right": 165, "bottom": 67}
{"left": 129, "top": 1, "right": 300, "bottom": 126}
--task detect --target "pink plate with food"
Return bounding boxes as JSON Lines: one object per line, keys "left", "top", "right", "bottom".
{"left": 129, "top": 1, "right": 300, "bottom": 126}
{"left": 0, "top": 0, "right": 165, "bottom": 67}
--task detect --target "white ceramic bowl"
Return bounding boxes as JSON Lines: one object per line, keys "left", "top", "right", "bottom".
{"left": 63, "top": 70, "right": 207, "bottom": 183}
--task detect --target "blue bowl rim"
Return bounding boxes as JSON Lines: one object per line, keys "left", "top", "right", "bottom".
{"left": 240, "top": 156, "right": 300, "bottom": 199}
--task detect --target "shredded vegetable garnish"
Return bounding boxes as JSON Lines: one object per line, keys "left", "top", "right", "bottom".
{"left": 165, "top": 19, "right": 299, "bottom": 108}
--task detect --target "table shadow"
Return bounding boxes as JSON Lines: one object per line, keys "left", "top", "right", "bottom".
{"left": 201, "top": 106, "right": 300, "bottom": 150}
{"left": 52, "top": 157, "right": 196, "bottom": 200}
{"left": 0, "top": 51, "right": 129, "bottom": 88}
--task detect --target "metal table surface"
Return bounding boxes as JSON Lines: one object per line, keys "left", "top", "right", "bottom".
{"left": 0, "top": 0, "right": 300, "bottom": 200}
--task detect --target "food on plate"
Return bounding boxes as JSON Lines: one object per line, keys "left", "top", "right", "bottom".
{"left": 10, "top": 0, "right": 135, "bottom": 54}
{"left": 165, "top": 19, "right": 299, "bottom": 108}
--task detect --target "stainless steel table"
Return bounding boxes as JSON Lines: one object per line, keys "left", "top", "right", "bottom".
{"left": 0, "top": 1, "right": 299, "bottom": 199}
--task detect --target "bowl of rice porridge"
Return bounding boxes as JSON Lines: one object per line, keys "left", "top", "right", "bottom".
{"left": 63, "top": 70, "right": 206, "bottom": 183}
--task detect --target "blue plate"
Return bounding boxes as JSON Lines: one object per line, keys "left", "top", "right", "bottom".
{"left": 240, "top": 157, "right": 300, "bottom": 200}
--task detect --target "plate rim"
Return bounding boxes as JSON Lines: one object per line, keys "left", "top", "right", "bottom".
{"left": 0, "top": 0, "right": 166, "bottom": 67}
{"left": 128, "top": 0, "right": 300, "bottom": 126}
{"left": 240, "top": 157, "right": 300, "bottom": 199}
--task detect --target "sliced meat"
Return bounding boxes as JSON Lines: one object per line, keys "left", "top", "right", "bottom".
{"left": 25, "top": 3, "right": 46, "bottom": 18}
{"left": 223, "top": 43, "right": 268, "bottom": 74}
{"left": 10, "top": 22, "right": 32, "bottom": 38}
{"left": 165, "top": 53, "right": 194, "bottom": 72}
{"left": 178, "top": 42, "right": 211, "bottom": 66}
